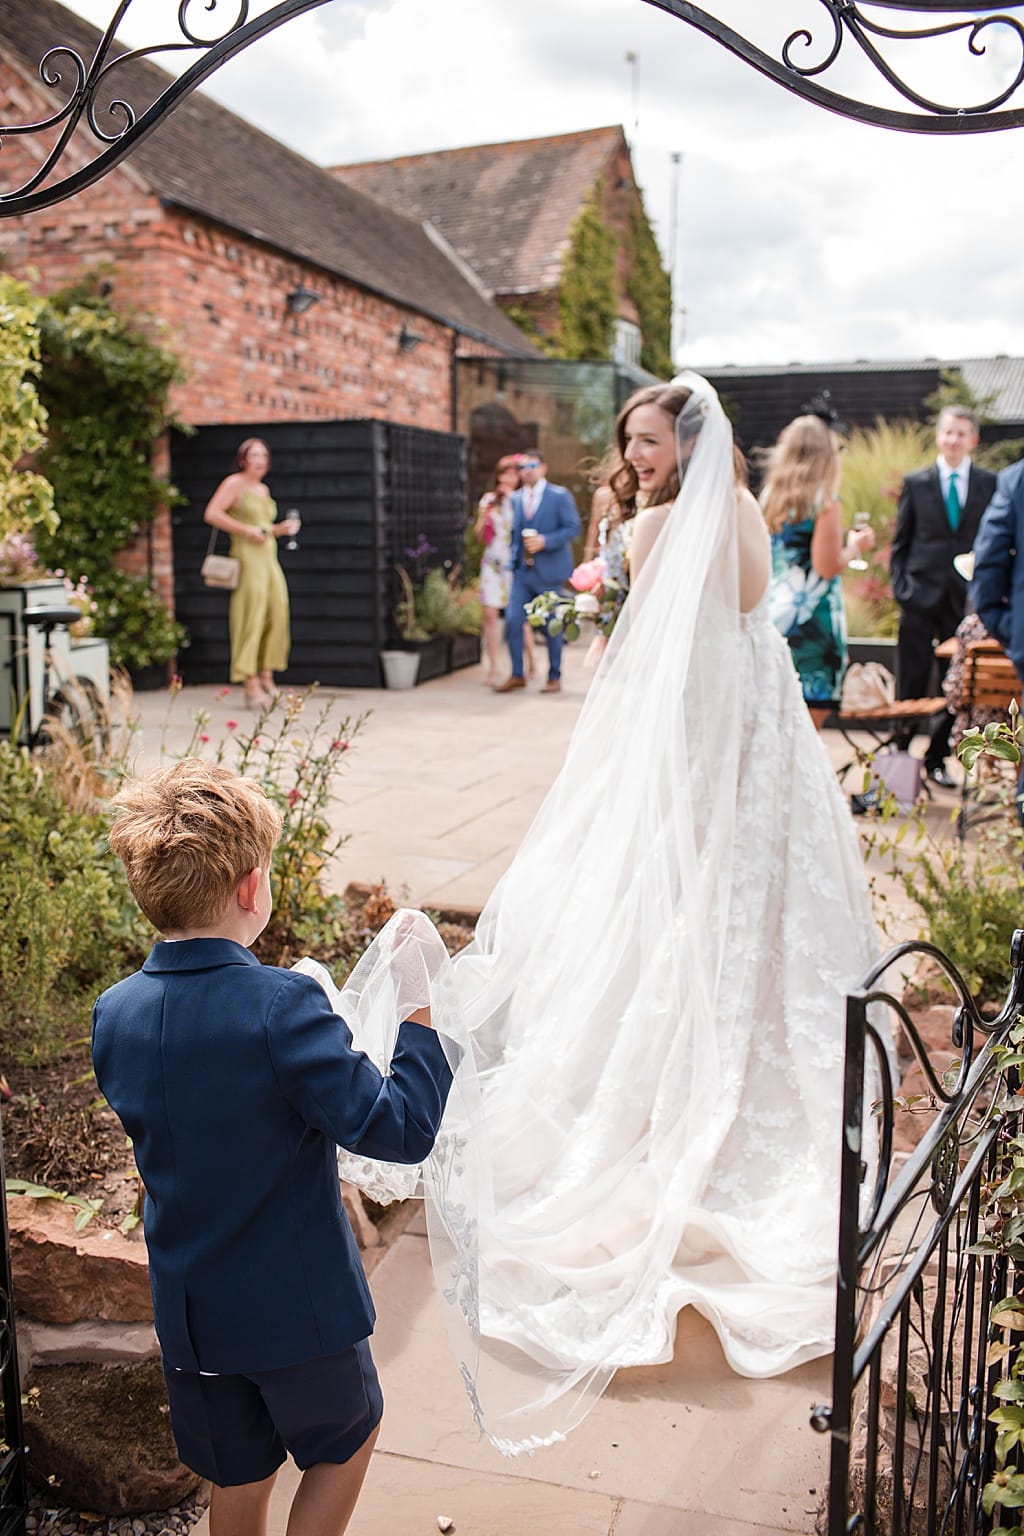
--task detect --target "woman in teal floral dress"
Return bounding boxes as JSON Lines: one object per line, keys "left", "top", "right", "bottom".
{"left": 761, "top": 415, "right": 874, "bottom": 728}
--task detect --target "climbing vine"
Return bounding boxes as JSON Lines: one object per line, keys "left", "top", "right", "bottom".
{"left": 627, "top": 203, "right": 672, "bottom": 379}
{"left": 0, "top": 273, "right": 56, "bottom": 544}
{"left": 557, "top": 179, "right": 617, "bottom": 362}
{"left": 33, "top": 277, "right": 188, "bottom": 669}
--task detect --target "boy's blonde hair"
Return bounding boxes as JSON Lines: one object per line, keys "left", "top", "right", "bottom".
{"left": 108, "top": 759, "right": 282, "bottom": 933}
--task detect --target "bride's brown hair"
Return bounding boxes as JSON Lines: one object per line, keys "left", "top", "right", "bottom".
{"left": 610, "top": 383, "right": 747, "bottom": 518}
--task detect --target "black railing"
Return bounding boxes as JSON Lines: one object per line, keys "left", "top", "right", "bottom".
{"left": 0, "top": 1107, "right": 26, "bottom": 1536}
{"left": 818, "top": 935, "right": 1024, "bottom": 1535}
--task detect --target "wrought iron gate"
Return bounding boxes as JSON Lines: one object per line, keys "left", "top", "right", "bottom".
{"left": 0, "top": 1106, "right": 26, "bottom": 1535}
{"left": 818, "top": 934, "right": 1024, "bottom": 1535}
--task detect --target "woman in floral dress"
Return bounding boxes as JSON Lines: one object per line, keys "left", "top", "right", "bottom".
{"left": 475, "top": 455, "right": 534, "bottom": 684}
{"left": 761, "top": 415, "right": 874, "bottom": 728}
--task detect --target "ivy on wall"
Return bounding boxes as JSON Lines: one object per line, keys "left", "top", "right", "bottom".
{"left": 33, "top": 277, "right": 189, "bottom": 670}
{"left": 556, "top": 180, "right": 617, "bottom": 362}
{"left": 0, "top": 273, "right": 56, "bottom": 543}
{"left": 627, "top": 204, "right": 672, "bottom": 379}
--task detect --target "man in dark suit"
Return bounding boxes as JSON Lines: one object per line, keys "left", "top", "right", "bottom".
{"left": 495, "top": 450, "right": 581, "bottom": 695}
{"left": 890, "top": 407, "right": 997, "bottom": 786}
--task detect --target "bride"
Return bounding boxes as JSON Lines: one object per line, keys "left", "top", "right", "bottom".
{"left": 314, "top": 372, "right": 881, "bottom": 1454}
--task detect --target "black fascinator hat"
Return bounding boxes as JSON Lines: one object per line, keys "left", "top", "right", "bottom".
{"left": 802, "top": 389, "right": 846, "bottom": 435}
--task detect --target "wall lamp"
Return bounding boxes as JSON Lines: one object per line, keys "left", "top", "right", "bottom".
{"left": 286, "top": 284, "right": 321, "bottom": 315}
{"left": 398, "top": 324, "right": 426, "bottom": 353}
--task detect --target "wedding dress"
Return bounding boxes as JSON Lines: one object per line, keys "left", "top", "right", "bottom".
{"left": 306, "top": 374, "right": 881, "bottom": 1454}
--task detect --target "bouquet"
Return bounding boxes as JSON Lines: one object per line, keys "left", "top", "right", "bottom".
{"left": 525, "top": 557, "right": 626, "bottom": 644}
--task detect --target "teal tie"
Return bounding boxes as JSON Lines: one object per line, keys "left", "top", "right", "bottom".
{"left": 946, "top": 472, "right": 962, "bottom": 532}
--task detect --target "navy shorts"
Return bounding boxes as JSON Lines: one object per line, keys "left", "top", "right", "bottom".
{"left": 162, "top": 1339, "right": 383, "bottom": 1487}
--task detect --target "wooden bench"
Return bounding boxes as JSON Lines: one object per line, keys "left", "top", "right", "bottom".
{"left": 954, "top": 638, "right": 1022, "bottom": 838}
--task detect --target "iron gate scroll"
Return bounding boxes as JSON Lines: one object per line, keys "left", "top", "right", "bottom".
{"left": 820, "top": 935, "right": 1024, "bottom": 1535}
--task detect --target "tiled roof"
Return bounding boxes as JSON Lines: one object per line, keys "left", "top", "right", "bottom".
{"left": 1, "top": 0, "right": 534, "bottom": 354}
{"left": 700, "top": 356, "right": 1024, "bottom": 425}
{"left": 333, "top": 127, "right": 626, "bottom": 298}
{"left": 957, "top": 357, "right": 1024, "bottom": 426}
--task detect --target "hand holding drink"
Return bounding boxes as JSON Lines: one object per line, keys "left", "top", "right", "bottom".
{"left": 846, "top": 512, "right": 873, "bottom": 571}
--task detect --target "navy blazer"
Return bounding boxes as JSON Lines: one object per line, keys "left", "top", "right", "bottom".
{"left": 510, "top": 481, "right": 580, "bottom": 586}
{"left": 92, "top": 938, "right": 453, "bottom": 1374}
{"left": 890, "top": 462, "right": 996, "bottom": 614}
{"left": 971, "top": 458, "right": 1024, "bottom": 681}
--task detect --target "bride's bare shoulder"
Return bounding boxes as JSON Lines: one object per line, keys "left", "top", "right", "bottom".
{"left": 736, "top": 486, "right": 771, "bottom": 611}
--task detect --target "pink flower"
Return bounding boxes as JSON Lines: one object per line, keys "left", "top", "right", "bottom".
{"left": 569, "top": 558, "right": 606, "bottom": 593}
{"left": 226, "top": 719, "right": 238, "bottom": 731}
{"left": 331, "top": 740, "right": 349, "bottom": 752}
{"left": 218, "top": 686, "right": 231, "bottom": 698}
{"left": 287, "top": 788, "right": 300, "bottom": 806}
{"left": 199, "top": 733, "right": 210, "bottom": 744}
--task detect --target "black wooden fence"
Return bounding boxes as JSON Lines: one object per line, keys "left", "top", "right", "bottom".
{"left": 170, "top": 419, "right": 466, "bottom": 688}
{"left": 819, "top": 935, "right": 1024, "bottom": 1535}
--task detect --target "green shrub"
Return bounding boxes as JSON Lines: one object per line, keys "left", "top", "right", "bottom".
{"left": 0, "top": 743, "right": 148, "bottom": 1056}
{"left": 91, "top": 569, "right": 188, "bottom": 670}
{"left": 864, "top": 783, "right": 1022, "bottom": 1004}
{"left": 840, "top": 417, "right": 933, "bottom": 638}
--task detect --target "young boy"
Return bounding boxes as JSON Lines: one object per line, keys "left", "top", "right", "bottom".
{"left": 93, "top": 759, "right": 454, "bottom": 1536}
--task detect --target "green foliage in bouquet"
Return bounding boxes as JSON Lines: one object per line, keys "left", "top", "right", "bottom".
{"left": 525, "top": 578, "right": 626, "bottom": 643}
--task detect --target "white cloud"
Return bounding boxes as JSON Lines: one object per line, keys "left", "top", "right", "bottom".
{"left": 42, "top": 0, "right": 1024, "bottom": 364}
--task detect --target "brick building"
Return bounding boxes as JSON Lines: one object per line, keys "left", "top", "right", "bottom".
{"left": 335, "top": 127, "right": 670, "bottom": 372}
{"left": 0, "top": 0, "right": 536, "bottom": 610}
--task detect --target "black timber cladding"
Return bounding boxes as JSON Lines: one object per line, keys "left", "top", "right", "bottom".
{"left": 170, "top": 419, "right": 467, "bottom": 688}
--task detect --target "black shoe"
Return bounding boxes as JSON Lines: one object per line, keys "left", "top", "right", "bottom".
{"left": 926, "top": 764, "right": 956, "bottom": 790}
{"left": 850, "top": 788, "right": 880, "bottom": 816}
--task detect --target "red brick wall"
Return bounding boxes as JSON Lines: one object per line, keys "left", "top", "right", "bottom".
{"left": 0, "top": 57, "right": 510, "bottom": 614}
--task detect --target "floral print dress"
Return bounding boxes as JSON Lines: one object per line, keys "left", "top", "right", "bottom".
{"left": 768, "top": 504, "right": 847, "bottom": 708}
{"left": 478, "top": 493, "right": 514, "bottom": 609}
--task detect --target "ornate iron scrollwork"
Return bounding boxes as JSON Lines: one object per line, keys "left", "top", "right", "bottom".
{"left": 0, "top": 0, "right": 333, "bottom": 216}
{"left": 642, "top": 1, "right": 1024, "bottom": 133}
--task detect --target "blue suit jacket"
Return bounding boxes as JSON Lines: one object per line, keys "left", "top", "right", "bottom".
{"left": 92, "top": 938, "right": 453, "bottom": 1374}
{"left": 510, "top": 482, "right": 580, "bottom": 586}
{"left": 970, "top": 459, "right": 1024, "bottom": 681}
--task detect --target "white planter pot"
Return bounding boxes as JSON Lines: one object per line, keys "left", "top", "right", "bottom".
{"left": 380, "top": 649, "right": 420, "bottom": 690}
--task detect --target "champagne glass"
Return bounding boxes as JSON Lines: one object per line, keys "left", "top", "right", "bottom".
{"left": 847, "top": 512, "right": 871, "bottom": 571}
{"left": 284, "top": 508, "right": 301, "bottom": 552}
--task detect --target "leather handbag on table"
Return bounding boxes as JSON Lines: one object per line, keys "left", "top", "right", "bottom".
{"left": 200, "top": 528, "right": 240, "bottom": 591}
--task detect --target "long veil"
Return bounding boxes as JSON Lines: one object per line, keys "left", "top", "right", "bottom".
{"left": 306, "top": 372, "right": 877, "bottom": 1452}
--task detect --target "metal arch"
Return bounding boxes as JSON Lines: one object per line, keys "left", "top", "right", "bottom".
{"left": 642, "top": 0, "right": 1024, "bottom": 133}
{"left": 0, "top": 0, "right": 334, "bottom": 216}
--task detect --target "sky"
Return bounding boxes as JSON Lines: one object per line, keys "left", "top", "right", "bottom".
{"left": 53, "top": 0, "right": 1024, "bottom": 367}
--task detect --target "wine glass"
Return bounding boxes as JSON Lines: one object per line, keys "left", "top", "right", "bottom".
{"left": 284, "top": 508, "right": 301, "bottom": 552}
{"left": 847, "top": 512, "right": 871, "bottom": 571}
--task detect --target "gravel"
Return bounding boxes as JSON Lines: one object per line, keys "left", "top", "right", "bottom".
{"left": 25, "top": 1489, "right": 208, "bottom": 1536}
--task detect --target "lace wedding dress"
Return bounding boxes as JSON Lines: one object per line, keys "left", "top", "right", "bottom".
{"left": 313, "top": 375, "right": 881, "bottom": 1454}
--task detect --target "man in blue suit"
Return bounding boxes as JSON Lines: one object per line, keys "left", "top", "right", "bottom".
{"left": 495, "top": 450, "right": 581, "bottom": 695}
{"left": 971, "top": 457, "right": 1024, "bottom": 682}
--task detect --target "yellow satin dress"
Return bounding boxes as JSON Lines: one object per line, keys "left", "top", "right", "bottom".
{"left": 228, "top": 489, "right": 290, "bottom": 683}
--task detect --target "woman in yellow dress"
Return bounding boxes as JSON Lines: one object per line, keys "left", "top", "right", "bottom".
{"left": 202, "top": 438, "right": 299, "bottom": 708}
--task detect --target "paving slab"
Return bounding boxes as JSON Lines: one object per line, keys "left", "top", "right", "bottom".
{"left": 139, "top": 646, "right": 955, "bottom": 1532}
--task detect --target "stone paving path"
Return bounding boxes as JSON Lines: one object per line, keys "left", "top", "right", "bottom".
{"left": 137, "top": 648, "right": 960, "bottom": 1534}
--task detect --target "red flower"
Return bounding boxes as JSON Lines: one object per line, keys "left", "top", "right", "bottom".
{"left": 331, "top": 740, "right": 349, "bottom": 752}
{"left": 287, "top": 788, "right": 300, "bottom": 806}
{"left": 200, "top": 733, "right": 210, "bottom": 744}
{"left": 226, "top": 719, "right": 238, "bottom": 731}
